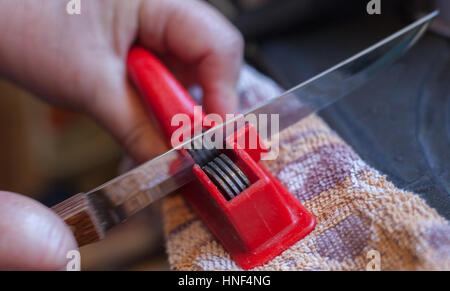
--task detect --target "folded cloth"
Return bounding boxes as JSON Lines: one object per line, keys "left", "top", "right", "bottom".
{"left": 162, "top": 65, "right": 450, "bottom": 270}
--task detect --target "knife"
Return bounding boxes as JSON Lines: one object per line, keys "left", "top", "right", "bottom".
{"left": 52, "top": 11, "right": 438, "bottom": 246}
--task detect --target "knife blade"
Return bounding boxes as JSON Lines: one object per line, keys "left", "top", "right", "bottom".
{"left": 52, "top": 11, "right": 438, "bottom": 246}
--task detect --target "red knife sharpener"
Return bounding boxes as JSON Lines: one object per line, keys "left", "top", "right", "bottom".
{"left": 127, "top": 47, "right": 315, "bottom": 269}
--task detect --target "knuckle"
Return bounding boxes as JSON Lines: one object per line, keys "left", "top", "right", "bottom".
{"left": 226, "top": 29, "right": 244, "bottom": 56}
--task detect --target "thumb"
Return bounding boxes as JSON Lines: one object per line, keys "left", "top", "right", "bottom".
{"left": 0, "top": 191, "right": 77, "bottom": 270}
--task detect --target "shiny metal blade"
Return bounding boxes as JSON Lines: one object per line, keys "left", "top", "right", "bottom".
{"left": 85, "top": 149, "right": 195, "bottom": 231}
{"left": 248, "top": 10, "right": 438, "bottom": 134}
{"left": 87, "top": 11, "right": 437, "bottom": 231}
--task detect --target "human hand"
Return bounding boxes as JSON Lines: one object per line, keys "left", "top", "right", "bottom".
{"left": 0, "top": 0, "right": 243, "bottom": 270}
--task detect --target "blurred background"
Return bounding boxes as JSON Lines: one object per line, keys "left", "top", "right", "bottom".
{"left": 0, "top": 0, "right": 448, "bottom": 270}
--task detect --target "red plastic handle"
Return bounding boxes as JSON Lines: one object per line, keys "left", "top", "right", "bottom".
{"left": 127, "top": 46, "right": 204, "bottom": 141}
{"left": 127, "top": 46, "right": 316, "bottom": 270}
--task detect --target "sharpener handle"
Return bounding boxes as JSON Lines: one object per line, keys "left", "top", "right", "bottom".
{"left": 127, "top": 47, "right": 205, "bottom": 140}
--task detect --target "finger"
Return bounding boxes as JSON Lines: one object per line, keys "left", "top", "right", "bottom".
{"left": 0, "top": 191, "right": 77, "bottom": 270}
{"left": 138, "top": 0, "right": 243, "bottom": 116}
{"left": 85, "top": 61, "right": 168, "bottom": 164}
